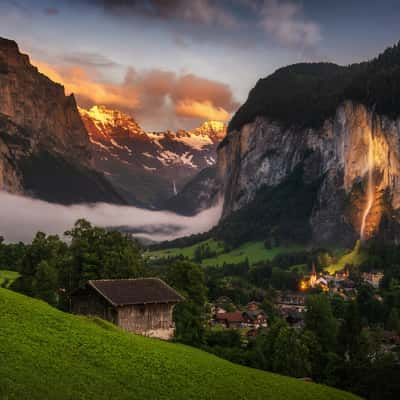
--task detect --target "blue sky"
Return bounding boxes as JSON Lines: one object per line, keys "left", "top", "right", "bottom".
{"left": 1, "top": 0, "right": 400, "bottom": 130}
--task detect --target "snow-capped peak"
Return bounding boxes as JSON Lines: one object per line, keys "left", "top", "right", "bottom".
{"left": 79, "top": 105, "right": 143, "bottom": 135}
{"left": 193, "top": 120, "right": 226, "bottom": 139}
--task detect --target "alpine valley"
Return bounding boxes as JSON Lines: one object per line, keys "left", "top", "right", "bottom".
{"left": 0, "top": 37, "right": 226, "bottom": 210}
{"left": 3, "top": 35, "right": 400, "bottom": 247}
{"left": 3, "top": 3, "right": 400, "bottom": 399}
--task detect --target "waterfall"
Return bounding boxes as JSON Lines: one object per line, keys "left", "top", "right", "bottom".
{"left": 360, "top": 107, "right": 375, "bottom": 240}
{"left": 173, "top": 180, "right": 178, "bottom": 196}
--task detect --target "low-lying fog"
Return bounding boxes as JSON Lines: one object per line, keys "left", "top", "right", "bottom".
{"left": 0, "top": 191, "right": 223, "bottom": 243}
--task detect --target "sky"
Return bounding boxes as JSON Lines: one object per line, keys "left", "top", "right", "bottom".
{"left": 1, "top": 0, "right": 400, "bottom": 131}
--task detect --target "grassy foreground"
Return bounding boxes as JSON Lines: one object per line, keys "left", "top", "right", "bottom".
{"left": 0, "top": 288, "right": 360, "bottom": 400}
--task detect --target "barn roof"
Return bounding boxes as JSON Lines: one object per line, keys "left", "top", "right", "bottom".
{"left": 88, "top": 278, "right": 183, "bottom": 306}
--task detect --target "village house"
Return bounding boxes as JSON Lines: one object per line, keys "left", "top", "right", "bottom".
{"left": 71, "top": 278, "right": 183, "bottom": 340}
{"left": 247, "top": 301, "right": 261, "bottom": 311}
{"left": 215, "top": 311, "right": 245, "bottom": 328}
{"left": 275, "top": 291, "right": 306, "bottom": 306}
{"left": 362, "top": 271, "right": 384, "bottom": 288}
{"left": 334, "top": 268, "right": 349, "bottom": 281}
{"left": 275, "top": 291, "right": 307, "bottom": 314}
{"left": 214, "top": 308, "right": 268, "bottom": 329}
{"left": 243, "top": 310, "right": 268, "bottom": 328}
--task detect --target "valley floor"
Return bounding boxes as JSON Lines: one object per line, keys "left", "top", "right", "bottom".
{"left": 147, "top": 239, "right": 364, "bottom": 273}
{"left": 148, "top": 239, "right": 305, "bottom": 267}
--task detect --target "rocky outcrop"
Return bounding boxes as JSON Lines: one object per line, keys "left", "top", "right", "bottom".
{"left": 217, "top": 101, "right": 400, "bottom": 245}
{"left": 0, "top": 38, "right": 124, "bottom": 204}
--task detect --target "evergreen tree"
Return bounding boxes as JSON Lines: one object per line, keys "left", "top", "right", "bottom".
{"left": 305, "top": 294, "right": 337, "bottom": 352}
{"left": 338, "top": 301, "right": 362, "bottom": 359}
{"left": 166, "top": 260, "right": 208, "bottom": 345}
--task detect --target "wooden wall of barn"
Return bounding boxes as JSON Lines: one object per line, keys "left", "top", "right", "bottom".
{"left": 117, "top": 303, "right": 175, "bottom": 339}
{"left": 71, "top": 289, "right": 117, "bottom": 324}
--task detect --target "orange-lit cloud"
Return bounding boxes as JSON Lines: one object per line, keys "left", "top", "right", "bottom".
{"left": 33, "top": 61, "right": 140, "bottom": 110}
{"left": 33, "top": 60, "right": 238, "bottom": 130}
{"left": 175, "top": 100, "right": 230, "bottom": 121}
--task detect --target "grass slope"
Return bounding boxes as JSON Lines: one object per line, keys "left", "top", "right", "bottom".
{"left": 324, "top": 241, "right": 367, "bottom": 274}
{"left": 0, "top": 270, "right": 20, "bottom": 287}
{"left": 0, "top": 289, "right": 360, "bottom": 400}
{"left": 149, "top": 239, "right": 304, "bottom": 267}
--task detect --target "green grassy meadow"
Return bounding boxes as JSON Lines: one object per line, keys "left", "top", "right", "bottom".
{"left": 0, "top": 288, "right": 360, "bottom": 400}
{"left": 148, "top": 239, "right": 305, "bottom": 267}
{"left": 0, "top": 269, "right": 20, "bottom": 287}
{"left": 324, "top": 241, "right": 367, "bottom": 274}
{"left": 148, "top": 237, "right": 368, "bottom": 276}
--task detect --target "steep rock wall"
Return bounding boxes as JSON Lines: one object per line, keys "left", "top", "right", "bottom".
{"left": 217, "top": 101, "right": 400, "bottom": 244}
{"left": 0, "top": 38, "right": 91, "bottom": 166}
{"left": 0, "top": 38, "right": 124, "bottom": 204}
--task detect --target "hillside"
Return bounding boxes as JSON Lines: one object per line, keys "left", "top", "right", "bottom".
{"left": 0, "top": 288, "right": 359, "bottom": 400}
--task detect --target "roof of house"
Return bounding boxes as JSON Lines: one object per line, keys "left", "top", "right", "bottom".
{"left": 87, "top": 278, "right": 184, "bottom": 307}
{"left": 216, "top": 311, "right": 244, "bottom": 323}
{"left": 244, "top": 310, "right": 266, "bottom": 320}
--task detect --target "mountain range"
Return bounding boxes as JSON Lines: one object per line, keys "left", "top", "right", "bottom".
{"left": 3, "top": 35, "right": 400, "bottom": 247}
{"left": 79, "top": 105, "right": 225, "bottom": 206}
{"left": 0, "top": 37, "right": 225, "bottom": 209}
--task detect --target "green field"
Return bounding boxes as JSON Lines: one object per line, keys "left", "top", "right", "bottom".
{"left": 149, "top": 238, "right": 224, "bottom": 259}
{"left": 0, "top": 270, "right": 20, "bottom": 287}
{"left": 324, "top": 241, "right": 367, "bottom": 274}
{"left": 0, "top": 288, "right": 359, "bottom": 400}
{"left": 148, "top": 239, "right": 305, "bottom": 267}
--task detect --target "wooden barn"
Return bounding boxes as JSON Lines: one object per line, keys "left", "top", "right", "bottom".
{"left": 71, "top": 278, "right": 183, "bottom": 340}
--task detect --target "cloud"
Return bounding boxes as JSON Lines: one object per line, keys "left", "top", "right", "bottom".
{"left": 44, "top": 7, "right": 59, "bottom": 16}
{"left": 0, "top": 191, "right": 223, "bottom": 243}
{"left": 63, "top": 52, "right": 118, "bottom": 68}
{"left": 175, "top": 100, "right": 230, "bottom": 121}
{"left": 33, "top": 60, "right": 141, "bottom": 110}
{"left": 83, "top": 0, "right": 238, "bottom": 28}
{"left": 33, "top": 60, "right": 238, "bottom": 130}
{"left": 261, "top": 0, "right": 322, "bottom": 48}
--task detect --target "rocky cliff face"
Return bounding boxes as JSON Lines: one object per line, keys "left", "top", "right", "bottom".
{"left": 162, "top": 166, "right": 220, "bottom": 215}
{"left": 0, "top": 38, "right": 91, "bottom": 165}
{"left": 79, "top": 105, "right": 226, "bottom": 206}
{"left": 217, "top": 101, "right": 400, "bottom": 245}
{"left": 0, "top": 38, "right": 124, "bottom": 204}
